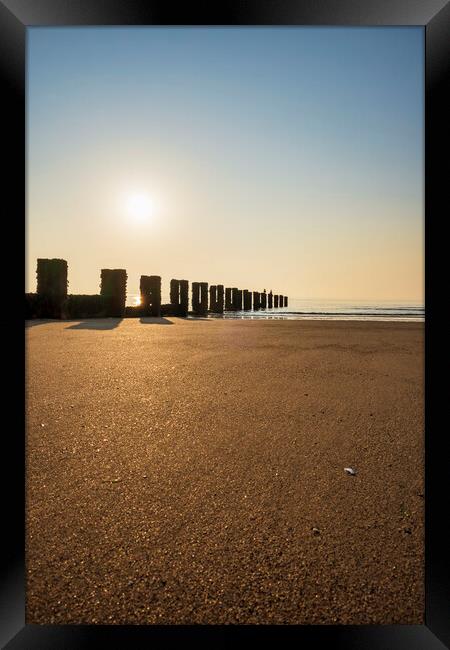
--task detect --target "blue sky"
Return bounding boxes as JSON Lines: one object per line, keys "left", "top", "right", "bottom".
{"left": 27, "top": 27, "right": 424, "bottom": 301}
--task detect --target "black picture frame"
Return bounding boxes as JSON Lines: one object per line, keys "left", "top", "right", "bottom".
{"left": 2, "top": 1, "right": 449, "bottom": 647}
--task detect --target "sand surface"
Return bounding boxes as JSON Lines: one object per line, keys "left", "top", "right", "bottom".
{"left": 26, "top": 318, "right": 424, "bottom": 624}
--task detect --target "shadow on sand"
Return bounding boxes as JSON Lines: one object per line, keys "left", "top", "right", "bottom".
{"left": 139, "top": 317, "right": 173, "bottom": 325}
{"left": 25, "top": 319, "right": 59, "bottom": 328}
{"left": 66, "top": 318, "right": 123, "bottom": 330}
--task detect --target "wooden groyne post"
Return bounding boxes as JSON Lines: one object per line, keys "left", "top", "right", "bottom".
{"left": 261, "top": 290, "right": 267, "bottom": 309}
{"left": 285, "top": 296, "right": 288, "bottom": 307}
{"left": 100, "top": 269, "right": 127, "bottom": 317}
{"left": 225, "top": 287, "right": 233, "bottom": 311}
{"left": 253, "top": 291, "right": 261, "bottom": 310}
{"left": 243, "top": 289, "right": 252, "bottom": 310}
{"left": 140, "top": 275, "right": 161, "bottom": 317}
{"left": 209, "top": 285, "right": 217, "bottom": 312}
{"left": 209, "top": 284, "right": 224, "bottom": 313}
{"left": 192, "top": 282, "right": 208, "bottom": 315}
{"left": 216, "top": 284, "right": 224, "bottom": 312}
{"left": 170, "top": 279, "right": 189, "bottom": 316}
{"left": 36, "top": 258, "right": 68, "bottom": 318}
{"left": 231, "top": 287, "right": 238, "bottom": 310}
{"left": 274, "top": 294, "right": 279, "bottom": 308}
{"left": 268, "top": 291, "right": 273, "bottom": 309}
{"left": 232, "top": 288, "right": 242, "bottom": 311}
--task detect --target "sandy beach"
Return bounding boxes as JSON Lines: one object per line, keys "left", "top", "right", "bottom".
{"left": 25, "top": 318, "right": 424, "bottom": 624}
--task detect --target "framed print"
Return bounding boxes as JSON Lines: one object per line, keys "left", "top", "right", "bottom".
{"left": 1, "top": 1, "right": 449, "bottom": 648}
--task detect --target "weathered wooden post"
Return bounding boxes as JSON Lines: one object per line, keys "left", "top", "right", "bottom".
{"left": 231, "top": 288, "right": 238, "bottom": 311}
{"left": 279, "top": 295, "right": 284, "bottom": 309}
{"left": 192, "top": 282, "right": 200, "bottom": 313}
{"left": 261, "top": 290, "right": 267, "bottom": 309}
{"left": 253, "top": 291, "right": 261, "bottom": 310}
{"left": 243, "top": 290, "right": 252, "bottom": 310}
{"left": 140, "top": 275, "right": 161, "bottom": 317}
{"left": 36, "top": 258, "right": 68, "bottom": 318}
{"left": 170, "top": 279, "right": 178, "bottom": 308}
{"left": 180, "top": 280, "right": 189, "bottom": 315}
{"left": 225, "top": 287, "right": 233, "bottom": 311}
{"left": 201, "top": 283, "right": 208, "bottom": 314}
{"left": 209, "top": 285, "right": 217, "bottom": 312}
{"left": 285, "top": 296, "right": 288, "bottom": 307}
{"left": 268, "top": 291, "right": 273, "bottom": 309}
{"left": 170, "top": 279, "right": 189, "bottom": 316}
{"left": 192, "top": 282, "right": 208, "bottom": 315}
{"left": 210, "top": 284, "right": 224, "bottom": 313}
{"left": 274, "top": 294, "right": 279, "bottom": 308}
{"left": 100, "top": 269, "right": 127, "bottom": 317}
{"left": 216, "top": 284, "right": 224, "bottom": 312}
{"left": 232, "top": 288, "right": 242, "bottom": 311}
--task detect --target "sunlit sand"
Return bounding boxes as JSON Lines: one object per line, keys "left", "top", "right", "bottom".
{"left": 26, "top": 318, "right": 424, "bottom": 624}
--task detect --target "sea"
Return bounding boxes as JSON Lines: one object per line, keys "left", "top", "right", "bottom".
{"left": 127, "top": 295, "right": 424, "bottom": 322}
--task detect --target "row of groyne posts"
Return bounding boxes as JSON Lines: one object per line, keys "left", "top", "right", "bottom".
{"left": 25, "top": 258, "right": 288, "bottom": 319}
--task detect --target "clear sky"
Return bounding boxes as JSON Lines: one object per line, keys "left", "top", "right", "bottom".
{"left": 27, "top": 27, "right": 424, "bottom": 302}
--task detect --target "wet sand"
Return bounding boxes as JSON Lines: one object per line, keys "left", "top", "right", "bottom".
{"left": 26, "top": 318, "right": 424, "bottom": 624}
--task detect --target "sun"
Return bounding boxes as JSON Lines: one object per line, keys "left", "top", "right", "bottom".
{"left": 126, "top": 192, "right": 154, "bottom": 222}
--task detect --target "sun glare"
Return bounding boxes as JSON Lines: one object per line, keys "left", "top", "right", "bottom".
{"left": 134, "top": 296, "right": 141, "bottom": 306}
{"left": 126, "top": 193, "right": 154, "bottom": 222}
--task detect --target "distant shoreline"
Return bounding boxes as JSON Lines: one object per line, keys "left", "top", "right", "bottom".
{"left": 26, "top": 313, "right": 424, "bottom": 324}
{"left": 204, "top": 313, "right": 424, "bottom": 322}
